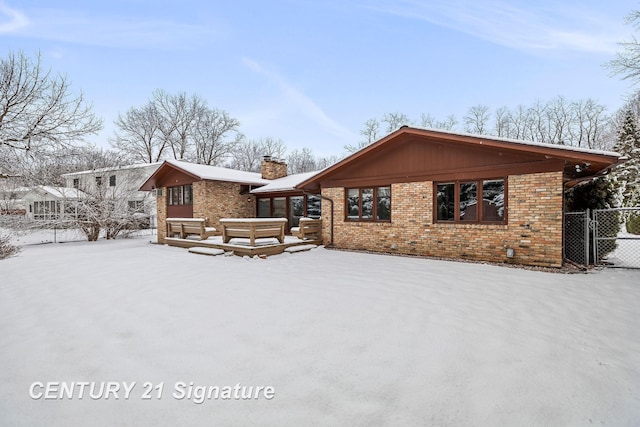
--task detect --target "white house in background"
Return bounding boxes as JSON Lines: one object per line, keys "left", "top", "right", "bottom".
{"left": 0, "top": 183, "right": 28, "bottom": 216}
{"left": 22, "top": 186, "right": 87, "bottom": 220}
{"left": 60, "top": 162, "right": 162, "bottom": 224}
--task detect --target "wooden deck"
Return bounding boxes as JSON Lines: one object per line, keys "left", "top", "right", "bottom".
{"left": 164, "top": 235, "right": 322, "bottom": 257}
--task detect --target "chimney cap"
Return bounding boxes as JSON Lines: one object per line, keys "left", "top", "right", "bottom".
{"left": 263, "top": 155, "right": 272, "bottom": 162}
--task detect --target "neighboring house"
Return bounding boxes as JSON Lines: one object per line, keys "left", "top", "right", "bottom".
{"left": 61, "top": 162, "right": 162, "bottom": 225}
{"left": 139, "top": 158, "right": 323, "bottom": 241}
{"left": 297, "top": 127, "right": 621, "bottom": 267}
{"left": 21, "top": 186, "right": 87, "bottom": 220}
{"left": 0, "top": 171, "right": 27, "bottom": 216}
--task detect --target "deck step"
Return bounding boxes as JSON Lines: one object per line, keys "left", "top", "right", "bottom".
{"left": 188, "top": 247, "right": 225, "bottom": 256}
{"left": 284, "top": 244, "right": 317, "bottom": 253}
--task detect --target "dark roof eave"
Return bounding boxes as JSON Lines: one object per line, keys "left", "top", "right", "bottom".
{"left": 297, "top": 127, "right": 621, "bottom": 189}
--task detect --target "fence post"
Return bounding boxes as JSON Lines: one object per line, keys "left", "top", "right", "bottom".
{"left": 585, "top": 208, "right": 590, "bottom": 266}
{"left": 592, "top": 210, "right": 598, "bottom": 265}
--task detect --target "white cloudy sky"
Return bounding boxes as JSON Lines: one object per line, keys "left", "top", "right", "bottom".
{"left": 0, "top": 0, "right": 635, "bottom": 156}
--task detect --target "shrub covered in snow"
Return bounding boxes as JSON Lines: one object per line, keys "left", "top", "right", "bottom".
{"left": 626, "top": 212, "right": 640, "bottom": 235}
{"left": 0, "top": 233, "right": 19, "bottom": 259}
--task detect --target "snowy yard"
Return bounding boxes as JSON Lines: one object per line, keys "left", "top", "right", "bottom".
{"left": 1, "top": 237, "right": 639, "bottom": 426}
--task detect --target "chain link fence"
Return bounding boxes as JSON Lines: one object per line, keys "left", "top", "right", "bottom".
{"left": 593, "top": 208, "right": 640, "bottom": 269}
{"left": 564, "top": 211, "right": 589, "bottom": 267}
{"left": 565, "top": 207, "right": 640, "bottom": 269}
{"left": 1, "top": 215, "right": 157, "bottom": 246}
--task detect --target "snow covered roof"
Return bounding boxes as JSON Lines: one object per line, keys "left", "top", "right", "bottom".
{"left": 139, "top": 159, "right": 270, "bottom": 191}
{"left": 251, "top": 170, "right": 320, "bottom": 194}
{"left": 61, "top": 162, "right": 163, "bottom": 177}
{"left": 25, "top": 186, "right": 87, "bottom": 199}
{"left": 164, "top": 159, "right": 269, "bottom": 185}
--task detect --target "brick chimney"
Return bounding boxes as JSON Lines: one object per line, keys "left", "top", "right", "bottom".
{"left": 261, "top": 156, "right": 288, "bottom": 180}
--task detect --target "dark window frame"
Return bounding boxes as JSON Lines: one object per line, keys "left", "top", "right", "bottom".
{"left": 433, "top": 178, "right": 507, "bottom": 224}
{"left": 344, "top": 186, "right": 392, "bottom": 222}
{"left": 109, "top": 175, "right": 116, "bottom": 187}
{"left": 167, "top": 184, "right": 193, "bottom": 206}
{"left": 256, "top": 195, "right": 322, "bottom": 220}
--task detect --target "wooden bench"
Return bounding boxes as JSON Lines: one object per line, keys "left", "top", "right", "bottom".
{"left": 219, "top": 218, "right": 288, "bottom": 246}
{"left": 166, "top": 218, "right": 219, "bottom": 240}
{"left": 292, "top": 218, "right": 322, "bottom": 240}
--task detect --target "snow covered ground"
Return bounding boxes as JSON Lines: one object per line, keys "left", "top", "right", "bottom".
{"left": 1, "top": 237, "right": 639, "bottom": 426}
{"left": 2, "top": 227, "right": 156, "bottom": 246}
{"left": 604, "top": 232, "right": 640, "bottom": 269}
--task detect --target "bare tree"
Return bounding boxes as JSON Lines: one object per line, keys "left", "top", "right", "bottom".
{"left": 230, "top": 138, "right": 262, "bottom": 172}
{"left": 1, "top": 147, "right": 147, "bottom": 242}
{"left": 493, "top": 107, "right": 511, "bottom": 138}
{"left": 259, "top": 137, "right": 287, "bottom": 160}
{"left": 571, "top": 99, "right": 610, "bottom": 149}
{"left": 112, "top": 102, "right": 165, "bottom": 163}
{"left": 0, "top": 51, "right": 102, "bottom": 154}
{"left": 153, "top": 89, "right": 208, "bottom": 161}
{"left": 526, "top": 100, "right": 550, "bottom": 143}
{"left": 230, "top": 137, "right": 287, "bottom": 172}
{"left": 382, "top": 112, "right": 412, "bottom": 133}
{"left": 464, "top": 105, "right": 490, "bottom": 134}
{"left": 506, "top": 105, "right": 531, "bottom": 140}
{"left": 192, "top": 108, "right": 241, "bottom": 165}
{"left": 21, "top": 146, "right": 125, "bottom": 186}
{"left": 287, "top": 148, "right": 317, "bottom": 173}
{"left": 345, "top": 118, "right": 380, "bottom": 153}
{"left": 420, "top": 113, "right": 457, "bottom": 131}
{"left": 607, "top": 9, "right": 640, "bottom": 83}
{"left": 545, "top": 96, "right": 574, "bottom": 145}
{"left": 113, "top": 90, "right": 242, "bottom": 164}
{"left": 355, "top": 97, "right": 612, "bottom": 152}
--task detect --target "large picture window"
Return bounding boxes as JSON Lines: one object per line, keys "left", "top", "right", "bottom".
{"left": 167, "top": 184, "right": 193, "bottom": 206}
{"left": 435, "top": 179, "right": 506, "bottom": 224}
{"left": 256, "top": 195, "right": 322, "bottom": 225}
{"left": 346, "top": 186, "right": 391, "bottom": 222}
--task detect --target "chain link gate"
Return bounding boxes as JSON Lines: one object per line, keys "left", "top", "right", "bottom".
{"left": 564, "top": 210, "right": 589, "bottom": 267}
{"left": 592, "top": 207, "right": 640, "bottom": 269}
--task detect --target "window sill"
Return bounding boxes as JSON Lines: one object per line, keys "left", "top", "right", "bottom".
{"left": 344, "top": 219, "right": 392, "bottom": 224}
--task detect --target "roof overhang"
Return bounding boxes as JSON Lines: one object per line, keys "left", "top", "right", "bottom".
{"left": 297, "top": 127, "right": 621, "bottom": 190}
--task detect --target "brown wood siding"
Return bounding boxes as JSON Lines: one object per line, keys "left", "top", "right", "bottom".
{"left": 157, "top": 169, "right": 197, "bottom": 188}
{"left": 167, "top": 204, "right": 193, "bottom": 218}
{"left": 323, "top": 136, "right": 559, "bottom": 189}
{"left": 297, "top": 127, "right": 620, "bottom": 192}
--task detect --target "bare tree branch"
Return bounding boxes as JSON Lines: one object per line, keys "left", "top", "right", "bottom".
{"left": 0, "top": 51, "right": 102, "bottom": 155}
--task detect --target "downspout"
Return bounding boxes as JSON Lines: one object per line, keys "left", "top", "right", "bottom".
{"left": 303, "top": 190, "right": 334, "bottom": 246}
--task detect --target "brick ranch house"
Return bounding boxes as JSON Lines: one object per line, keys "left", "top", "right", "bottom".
{"left": 139, "top": 158, "right": 323, "bottom": 243}
{"left": 296, "top": 127, "right": 620, "bottom": 268}
{"left": 140, "top": 127, "right": 620, "bottom": 267}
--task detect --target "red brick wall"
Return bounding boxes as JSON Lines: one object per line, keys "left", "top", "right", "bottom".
{"left": 321, "top": 171, "right": 564, "bottom": 267}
